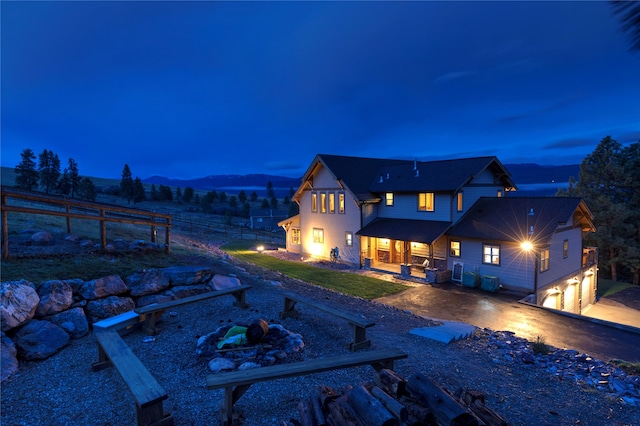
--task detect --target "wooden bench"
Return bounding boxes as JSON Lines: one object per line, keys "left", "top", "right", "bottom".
{"left": 92, "top": 330, "right": 174, "bottom": 426}
{"left": 207, "top": 347, "right": 408, "bottom": 425}
{"left": 279, "top": 291, "right": 375, "bottom": 351}
{"left": 134, "top": 284, "right": 252, "bottom": 335}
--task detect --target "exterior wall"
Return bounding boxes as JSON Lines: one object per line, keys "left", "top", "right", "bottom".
{"left": 536, "top": 228, "right": 583, "bottom": 290}
{"left": 451, "top": 185, "right": 505, "bottom": 223}
{"left": 378, "top": 193, "right": 452, "bottom": 221}
{"left": 298, "top": 164, "right": 362, "bottom": 265}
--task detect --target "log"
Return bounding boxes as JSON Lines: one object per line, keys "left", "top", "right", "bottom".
{"left": 318, "top": 385, "right": 341, "bottom": 410}
{"left": 312, "top": 390, "right": 328, "bottom": 426}
{"left": 467, "top": 400, "right": 507, "bottom": 426}
{"left": 298, "top": 399, "right": 315, "bottom": 426}
{"left": 371, "top": 386, "right": 409, "bottom": 422}
{"left": 325, "top": 399, "right": 363, "bottom": 426}
{"left": 346, "top": 384, "right": 398, "bottom": 426}
{"left": 400, "top": 395, "right": 437, "bottom": 426}
{"left": 406, "top": 373, "right": 479, "bottom": 426}
{"left": 375, "top": 368, "right": 407, "bottom": 397}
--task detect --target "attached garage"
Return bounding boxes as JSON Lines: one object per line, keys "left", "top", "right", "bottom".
{"left": 563, "top": 284, "right": 577, "bottom": 313}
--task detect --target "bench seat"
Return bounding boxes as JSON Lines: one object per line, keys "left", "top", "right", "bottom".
{"left": 92, "top": 330, "right": 173, "bottom": 426}
{"left": 207, "top": 348, "right": 407, "bottom": 425}
{"left": 280, "top": 291, "right": 375, "bottom": 351}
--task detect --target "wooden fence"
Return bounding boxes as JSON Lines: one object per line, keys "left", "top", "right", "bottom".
{"left": 1, "top": 186, "right": 171, "bottom": 259}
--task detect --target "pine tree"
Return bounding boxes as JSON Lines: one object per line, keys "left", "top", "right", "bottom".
{"left": 266, "top": 181, "right": 275, "bottom": 199}
{"left": 238, "top": 190, "right": 247, "bottom": 204}
{"left": 620, "top": 141, "right": 640, "bottom": 284}
{"left": 229, "top": 196, "right": 238, "bottom": 208}
{"left": 150, "top": 184, "right": 159, "bottom": 201}
{"left": 77, "top": 177, "right": 97, "bottom": 201}
{"left": 250, "top": 191, "right": 258, "bottom": 202}
{"left": 183, "top": 187, "right": 194, "bottom": 203}
{"left": 175, "top": 187, "right": 182, "bottom": 202}
{"left": 68, "top": 158, "right": 81, "bottom": 198}
{"left": 58, "top": 168, "right": 71, "bottom": 196}
{"left": 15, "top": 148, "right": 39, "bottom": 191}
{"left": 133, "top": 177, "right": 146, "bottom": 203}
{"left": 120, "top": 164, "right": 134, "bottom": 203}
{"left": 270, "top": 196, "right": 278, "bottom": 209}
{"left": 261, "top": 198, "right": 270, "bottom": 209}
{"left": 287, "top": 201, "right": 299, "bottom": 218}
{"left": 38, "top": 149, "right": 61, "bottom": 193}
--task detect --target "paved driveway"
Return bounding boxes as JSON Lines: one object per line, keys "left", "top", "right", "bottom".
{"left": 375, "top": 281, "right": 640, "bottom": 363}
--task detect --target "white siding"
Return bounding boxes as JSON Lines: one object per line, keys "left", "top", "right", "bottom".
{"left": 537, "top": 228, "right": 583, "bottom": 289}
{"left": 378, "top": 193, "right": 452, "bottom": 221}
{"left": 451, "top": 185, "right": 505, "bottom": 222}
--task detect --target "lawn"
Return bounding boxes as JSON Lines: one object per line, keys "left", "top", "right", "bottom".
{"left": 597, "top": 278, "right": 636, "bottom": 298}
{"left": 220, "top": 240, "right": 410, "bottom": 300}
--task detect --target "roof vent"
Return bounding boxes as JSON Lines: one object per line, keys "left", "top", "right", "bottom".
{"left": 415, "top": 169, "right": 420, "bottom": 177}
{"left": 529, "top": 225, "right": 534, "bottom": 235}
{"left": 386, "top": 173, "right": 389, "bottom": 180}
{"left": 528, "top": 208, "right": 535, "bottom": 216}
{"left": 414, "top": 159, "right": 417, "bottom": 170}
{"left": 379, "top": 175, "right": 384, "bottom": 183}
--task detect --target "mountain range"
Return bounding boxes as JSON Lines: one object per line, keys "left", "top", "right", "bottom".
{"left": 142, "top": 163, "right": 580, "bottom": 197}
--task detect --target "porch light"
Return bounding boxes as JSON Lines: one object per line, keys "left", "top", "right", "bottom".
{"left": 569, "top": 277, "right": 580, "bottom": 284}
{"left": 521, "top": 241, "right": 533, "bottom": 251}
{"left": 585, "top": 269, "right": 595, "bottom": 276}
{"left": 256, "top": 245, "right": 264, "bottom": 253}
{"left": 547, "top": 288, "right": 561, "bottom": 294}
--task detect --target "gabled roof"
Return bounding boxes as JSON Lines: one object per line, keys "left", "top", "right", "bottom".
{"left": 369, "top": 156, "right": 516, "bottom": 193}
{"left": 294, "top": 154, "right": 413, "bottom": 203}
{"left": 447, "top": 197, "right": 595, "bottom": 244}
{"left": 356, "top": 218, "right": 452, "bottom": 244}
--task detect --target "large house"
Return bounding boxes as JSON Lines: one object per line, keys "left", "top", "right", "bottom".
{"left": 278, "top": 154, "right": 598, "bottom": 314}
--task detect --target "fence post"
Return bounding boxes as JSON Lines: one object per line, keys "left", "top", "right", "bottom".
{"left": 66, "top": 203, "right": 72, "bottom": 234}
{"left": 100, "top": 209, "right": 107, "bottom": 249}
{"left": 165, "top": 217, "right": 171, "bottom": 253}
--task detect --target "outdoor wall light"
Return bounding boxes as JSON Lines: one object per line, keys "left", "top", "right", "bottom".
{"left": 521, "top": 241, "right": 533, "bottom": 251}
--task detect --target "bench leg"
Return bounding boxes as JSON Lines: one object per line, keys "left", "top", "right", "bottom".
{"left": 232, "top": 290, "right": 249, "bottom": 309}
{"left": 279, "top": 298, "right": 300, "bottom": 319}
{"left": 92, "top": 343, "right": 111, "bottom": 371}
{"left": 349, "top": 325, "right": 371, "bottom": 351}
{"left": 141, "top": 311, "right": 164, "bottom": 336}
{"left": 221, "top": 384, "right": 252, "bottom": 425}
{"left": 136, "top": 401, "right": 174, "bottom": 426}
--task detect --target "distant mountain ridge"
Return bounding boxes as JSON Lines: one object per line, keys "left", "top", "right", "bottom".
{"left": 141, "top": 164, "right": 580, "bottom": 193}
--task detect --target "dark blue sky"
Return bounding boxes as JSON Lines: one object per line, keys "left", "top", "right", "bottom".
{"left": 2, "top": 1, "right": 639, "bottom": 179}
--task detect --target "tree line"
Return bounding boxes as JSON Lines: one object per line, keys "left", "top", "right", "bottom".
{"left": 14, "top": 148, "right": 97, "bottom": 200}
{"left": 557, "top": 136, "right": 640, "bottom": 285}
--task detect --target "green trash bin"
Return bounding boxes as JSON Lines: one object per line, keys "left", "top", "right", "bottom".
{"left": 481, "top": 275, "right": 500, "bottom": 292}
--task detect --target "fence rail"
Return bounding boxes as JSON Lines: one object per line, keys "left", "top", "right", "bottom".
{"left": 1, "top": 186, "right": 171, "bottom": 258}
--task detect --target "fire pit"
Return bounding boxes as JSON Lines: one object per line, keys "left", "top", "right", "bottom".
{"left": 196, "top": 319, "right": 305, "bottom": 372}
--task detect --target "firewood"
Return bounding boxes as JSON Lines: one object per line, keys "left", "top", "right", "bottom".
{"left": 467, "top": 400, "right": 507, "bottom": 426}
{"left": 371, "top": 386, "right": 409, "bottom": 422}
{"left": 318, "top": 385, "right": 341, "bottom": 410}
{"left": 297, "top": 399, "right": 315, "bottom": 426}
{"left": 406, "top": 373, "right": 479, "bottom": 426}
{"left": 346, "top": 384, "right": 399, "bottom": 426}
{"left": 325, "top": 399, "right": 363, "bottom": 426}
{"left": 311, "top": 390, "right": 328, "bottom": 426}
{"left": 375, "top": 368, "right": 407, "bottom": 397}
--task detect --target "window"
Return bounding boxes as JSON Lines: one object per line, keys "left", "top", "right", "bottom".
{"left": 320, "top": 193, "right": 327, "bottom": 213}
{"left": 497, "top": 190, "right": 502, "bottom": 198}
{"left": 291, "top": 228, "right": 300, "bottom": 245}
{"left": 338, "top": 192, "right": 345, "bottom": 214}
{"left": 450, "top": 240, "right": 460, "bottom": 257}
{"left": 418, "top": 192, "right": 434, "bottom": 211}
{"left": 483, "top": 244, "right": 500, "bottom": 265}
{"left": 311, "top": 193, "right": 317, "bottom": 213}
{"left": 563, "top": 240, "right": 569, "bottom": 259}
{"left": 329, "top": 193, "right": 335, "bottom": 213}
{"left": 385, "top": 193, "right": 394, "bottom": 206}
{"left": 456, "top": 192, "right": 463, "bottom": 212}
{"left": 313, "top": 228, "right": 324, "bottom": 243}
{"left": 345, "top": 232, "right": 353, "bottom": 246}
{"left": 540, "top": 247, "right": 550, "bottom": 272}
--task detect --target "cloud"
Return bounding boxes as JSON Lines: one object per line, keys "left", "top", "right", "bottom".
{"left": 543, "top": 138, "right": 594, "bottom": 150}
{"left": 433, "top": 71, "right": 478, "bottom": 84}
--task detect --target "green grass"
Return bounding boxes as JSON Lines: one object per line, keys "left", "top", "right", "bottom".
{"left": 597, "top": 278, "right": 636, "bottom": 298}
{"left": 220, "top": 240, "right": 410, "bottom": 299}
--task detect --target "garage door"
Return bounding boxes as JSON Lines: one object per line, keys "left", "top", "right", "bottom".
{"left": 543, "top": 293, "right": 558, "bottom": 309}
{"left": 581, "top": 276, "right": 592, "bottom": 308}
{"left": 564, "top": 284, "right": 576, "bottom": 313}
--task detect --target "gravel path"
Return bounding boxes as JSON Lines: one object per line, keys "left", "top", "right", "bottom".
{"left": 2, "top": 236, "right": 639, "bottom": 426}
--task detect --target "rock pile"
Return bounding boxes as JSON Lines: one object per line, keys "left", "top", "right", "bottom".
{"left": 0, "top": 265, "right": 236, "bottom": 382}
{"left": 483, "top": 329, "right": 640, "bottom": 406}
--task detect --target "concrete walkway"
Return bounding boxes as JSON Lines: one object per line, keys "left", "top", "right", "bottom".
{"left": 582, "top": 299, "right": 640, "bottom": 329}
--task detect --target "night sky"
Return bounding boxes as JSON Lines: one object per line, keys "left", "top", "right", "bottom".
{"left": 2, "top": 1, "right": 639, "bottom": 180}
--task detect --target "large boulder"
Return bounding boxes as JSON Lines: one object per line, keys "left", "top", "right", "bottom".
{"left": 171, "top": 285, "right": 212, "bottom": 299}
{"left": 86, "top": 296, "right": 135, "bottom": 323}
{"left": 127, "top": 269, "right": 171, "bottom": 297}
{"left": 36, "top": 280, "right": 73, "bottom": 317}
{"left": 43, "top": 307, "right": 89, "bottom": 339}
{"left": 78, "top": 275, "right": 128, "bottom": 300}
{"left": 162, "top": 266, "right": 214, "bottom": 285}
{"left": 13, "top": 320, "right": 70, "bottom": 360}
{"left": 210, "top": 274, "right": 242, "bottom": 290}
{"left": 135, "top": 293, "right": 174, "bottom": 308}
{"left": 1, "top": 332, "right": 19, "bottom": 382}
{"left": 1, "top": 280, "right": 40, "bottom": 332}
{"left": 31, "top": 231, "right": 55, "bottom": 246}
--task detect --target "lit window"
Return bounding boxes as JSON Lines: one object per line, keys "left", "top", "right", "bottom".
{"left": 313, "top": 228, "right": 324, "bottom": 243}
{"left": 497, "top": 190, "right": 502, "bottom": 198}
{"left": 483, "top": 244, "right": 500, "bottom": 265}
{"left": 540, "top": 247, "right": 550, "bottom": 272}
{"left": 329, "top": 193, "right": 335, "bottom": 213}
{"left": 563, "top": 240, "right": 568, "bottom": 259}
{"left": 291, "top": 228, "right": 300, "bottom": 245}
{"left": 311, "top": 193, "right": 317, "bottom": 213}
{"left": 345, "top": 232, "right": 353, "bottom": 246}
{"left": 456, "top": 193, "right": 463, "bottom": 212}
{"left": 386, "top": 193, "right": 394, "bottom": 206}
{"left": 450, "top": 241, "right": 460, "bottom": 257}
{"left": 320, "top": 193, "right": 327, "bottom": 213}
{"left": 418, "top": 192, "right": 434, "bottom": 211}
{"left": 339, "top": 192, "right": 345, "bottom": 214}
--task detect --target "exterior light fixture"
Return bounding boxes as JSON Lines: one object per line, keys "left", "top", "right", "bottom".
{"left": 521, "top": 241, "right": 533, "bottom": 251}
{"left": 256, "top": 245, "right": 264, "bottom": 253}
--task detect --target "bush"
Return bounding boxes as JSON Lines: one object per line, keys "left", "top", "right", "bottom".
{"left": 531, "top": 335, "right": 550, "bottom": 355}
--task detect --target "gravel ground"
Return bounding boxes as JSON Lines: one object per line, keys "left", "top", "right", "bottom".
{"left": 2, "top": 237, "right": 639, "bottom": 426}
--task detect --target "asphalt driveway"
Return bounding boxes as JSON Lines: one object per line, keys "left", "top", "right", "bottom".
{"left": 375, "top": 281, "right": 640, "bottom": 363}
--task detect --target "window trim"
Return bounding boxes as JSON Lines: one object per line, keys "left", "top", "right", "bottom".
{"left": 291, "top": 228, "right": 300, "bottom": 245}
{"left": 482, "top": 243, "right": 500, "bottom": 265}
{"left": 329, "top": 192, "right": 335, "bottom": 214}
{"left": 450, "top": 240, "right": 461, "bottom": 257}
{"left": 313, "top": 227, "right": 324, "bottom": 244}
{"left": 345, "top": 231, "right": 353, "bottom": 247}
{"left": 456, "top": 192, "right": 463, "bottom": 212}
{"left": 563, "top": 239, "right": 568, "bottom": 259}
{"left": 385, "top": 192, "right": 394, "bottom": 206}
{"left": 311, "top": 192, "right": 317, "bottom": 213}
{"left": 320, "top": 192, "right": 327, "bottom": 213}
{"left": 418, "top": 192, "right": 435, "bottom": 212}
{"left": 338, "top": 192, "right": 345, "bottom": 214}
{"left": 540, "top": 246, "right": 550, "bottom": 272}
